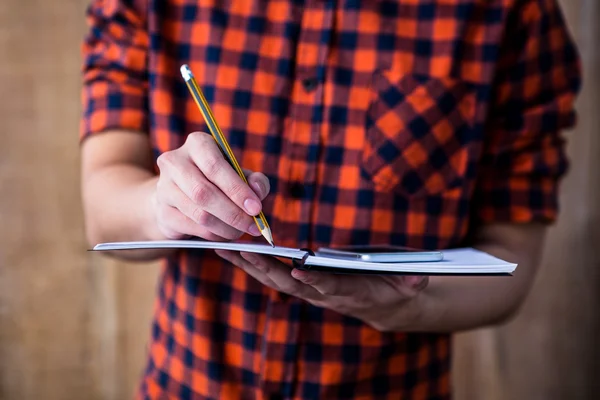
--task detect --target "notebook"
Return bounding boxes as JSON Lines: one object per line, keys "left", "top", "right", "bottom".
{"left": 91, "top": 240, "right": 517, "bottom": 276}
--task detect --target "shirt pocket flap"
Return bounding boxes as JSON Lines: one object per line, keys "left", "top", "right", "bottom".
{"left": 362, "top": 72, "right": 477, "bottom": 197}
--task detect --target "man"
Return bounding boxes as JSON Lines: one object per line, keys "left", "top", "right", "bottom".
{"left": 79, "top": 0, "right": 581, "bottom": 398}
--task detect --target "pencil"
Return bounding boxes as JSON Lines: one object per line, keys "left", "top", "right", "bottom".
{"left": 180, "top": 64, "right": 275, "bottom": 247}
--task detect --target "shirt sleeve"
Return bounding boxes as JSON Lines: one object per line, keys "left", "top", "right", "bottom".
{"left": 79, "top": 0, "right": 149, "bottom": 141}
{"left": 473, "top": 0, "right": 582, "bottom": 224}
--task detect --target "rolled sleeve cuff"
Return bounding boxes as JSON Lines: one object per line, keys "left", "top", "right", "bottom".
{"left": 80, "top": 80, "right": 148, "bottom": 141}
{"left": 473, "top": 128, "right": 570, "bottom": 225}
{"left": 475, "top": 175, "right": 563, "bottom": 224}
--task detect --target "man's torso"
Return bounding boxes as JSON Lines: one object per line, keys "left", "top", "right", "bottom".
{"left": 136, "top": 0, "right": 517, "bottom": 398}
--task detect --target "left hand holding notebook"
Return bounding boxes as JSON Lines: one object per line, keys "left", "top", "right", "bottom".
{"left": 216, "top": 249, "right": 427, "bottom": 331}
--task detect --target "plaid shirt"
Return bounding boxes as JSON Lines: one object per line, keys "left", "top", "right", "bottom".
{"left": 81, "top": 0, "right": 581, "bottom": 398}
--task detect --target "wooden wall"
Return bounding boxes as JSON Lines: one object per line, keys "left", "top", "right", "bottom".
{"left": 0, "top": 1, "right": 160, "bottom": 399}
{"left": 0, "top": 0, "right": 597, "bottom": 399}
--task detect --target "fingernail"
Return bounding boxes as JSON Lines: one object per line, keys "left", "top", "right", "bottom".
{"left": 251, "top": 181, "right": 265, "bottom": 198}
{"left": 248, "top": 224, "right": 260, "bottom": 236}
{"left": 244, "top": 199, "right": 261, "bottom": 215}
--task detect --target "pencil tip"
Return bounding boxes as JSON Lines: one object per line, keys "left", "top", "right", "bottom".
{"left": 261, "top": 227, "right": 275, "bottom": 248}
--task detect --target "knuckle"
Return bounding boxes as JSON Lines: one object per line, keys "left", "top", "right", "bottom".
{"left": 224, "top": 229, "right": 244, "bottom": 240}
{"left": 320, "top": 286, "right": 336, "bottom": 296}
{"left": 352, "top": 291, "right": 371, "bottom": 306}
{"left": 192, "top": 209, "right": 210, "bottom": 225}
{"left": 162, "top": 228, "right": 182, "bottom": 240}
{"left": 228, "top": 181, "right": 249, "bottom": 201}
{"left": 285, "top": 283, "right": 302, "bottom": 297}
{"left": 227, "top": 210, "right": 248, "bottom": 229}
{"left": 202, "top": 154, "right": 223, "bottom": 177}
{"left": 186, "top": 131, "right": 207, "bottom": 144}
{"left": 278, "top": 282, "right": 296, "bottom": 295}
{"left": 156, "top": 151, "right": 174, "bottom": 169}
{"left": 190, "top": 181, "right": 212, "bottom": 205}
{"left": 202, "top": 232, "right": 225, "bottom": 242}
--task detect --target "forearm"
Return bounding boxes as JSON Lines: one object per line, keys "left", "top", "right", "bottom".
{"left": 81, "top": 131, "right": 172, "bottom": 261}
{"left": 82, "top": 164, "right": 174, "bottom": 261}
{"left": 83, "top": 163, "right": 157, "bottom": 242}
{"left": 400, "top": 223, "right": 546, "bottom": 332}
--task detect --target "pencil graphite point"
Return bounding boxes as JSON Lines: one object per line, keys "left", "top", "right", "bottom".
{"left": 262, "top": 227, "right": 274, "bottom": 247}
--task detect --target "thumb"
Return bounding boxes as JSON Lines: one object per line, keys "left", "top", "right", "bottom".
{"left": 244, "top": 170, "right": 270, "bottom": 200}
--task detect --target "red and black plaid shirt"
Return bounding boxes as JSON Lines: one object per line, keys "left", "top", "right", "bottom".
{"left": 81, "top": 0, "right": 581, "bottom": 398}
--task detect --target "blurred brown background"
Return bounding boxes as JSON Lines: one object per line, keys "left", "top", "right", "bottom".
{"left": 0, "top": 0, "right": 598, "bottom": 399}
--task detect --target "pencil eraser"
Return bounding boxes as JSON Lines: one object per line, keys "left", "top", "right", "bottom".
{"left": 180, "top": 64, "right": 192, "bottom": 81}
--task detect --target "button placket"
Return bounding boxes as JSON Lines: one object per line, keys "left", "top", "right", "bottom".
{"left": 287, "top": 0, "right": 334, "bottom": 246}
{"left": 261, "top": 1, "right": 335, "bottom": 397}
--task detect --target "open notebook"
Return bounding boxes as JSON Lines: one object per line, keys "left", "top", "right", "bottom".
{"left": 91, "top": 240, "right": 517, "bottom": 276}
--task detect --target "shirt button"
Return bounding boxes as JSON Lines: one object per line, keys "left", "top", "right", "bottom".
{"left": 288, "top": 182, "right": 305, "bottom": 198}
{"left": 301, "top": 77, "right": 318, "bottom": 92}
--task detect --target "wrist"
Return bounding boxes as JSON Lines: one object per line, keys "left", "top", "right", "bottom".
{"left": 138, "top": 177, "right": 166, "bottom": 241}
{"left": 385, "top": 289, "right": 441, "bottom": 332}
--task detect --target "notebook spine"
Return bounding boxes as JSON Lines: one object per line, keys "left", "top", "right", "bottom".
{"left": 292, "top": 248, "right": 314, "bottom": 270}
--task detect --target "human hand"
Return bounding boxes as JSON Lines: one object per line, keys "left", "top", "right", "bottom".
{"left": 152, "top": 132, "right": 270, "bottom": 241}
{"left": 215, "top": 251, "right": 429, "bottom": 332}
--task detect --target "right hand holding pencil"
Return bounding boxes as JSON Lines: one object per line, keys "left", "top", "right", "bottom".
{"left": 152, "top": 131, "right": 270, "bottom": 241}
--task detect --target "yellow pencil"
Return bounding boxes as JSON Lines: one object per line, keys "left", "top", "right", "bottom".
{"left": 180, "top": 64, "right": 274, "bottom": 247}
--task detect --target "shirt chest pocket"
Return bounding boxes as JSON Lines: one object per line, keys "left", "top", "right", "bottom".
{"left": 362, "top": 71, "right": 477, "bottom": 198}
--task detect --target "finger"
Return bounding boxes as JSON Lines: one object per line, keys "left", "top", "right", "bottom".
{"left": 290, "top": 269, "right": 361, "bottom": 297}
{"left": 376, "top": 275, "right": 429, "bottom": 299}
{"left": 157, "top": 179, "right": 245, "bottom": 240}
{"left": 402, "top": 275, "right": 429, "bottom": 292}
{"left": 215, "top": 250, "right": 279, "bottom": 289}
{"left": 245, "top": 171, "right": 270, "bottom": 201}
{"left": 157, "top": 153, "right": 258, "bottom": 235}
{"left": 240, "top": 252, "right": 321, "bottom": 300}
{"left": 157, "top": 205, "right": 228, "bottom": 242}
{"left": 187, "top": 133, "right": 263, "bottom": 216}
{"left": 379, "top": 275, "right": 429, "bottom": 293}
